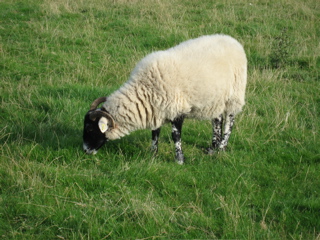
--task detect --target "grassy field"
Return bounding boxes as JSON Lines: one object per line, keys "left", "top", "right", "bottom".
{"left": 0, "top": 0, "right": 319, "bottom": 239}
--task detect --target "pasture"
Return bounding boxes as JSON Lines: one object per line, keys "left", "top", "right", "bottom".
{"left": 0, "top": 0, "right": 319, "bottom": 239}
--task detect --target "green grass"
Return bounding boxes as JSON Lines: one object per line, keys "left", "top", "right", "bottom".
{"left": 0, "top": 0, "right": 319, "bottom": 239}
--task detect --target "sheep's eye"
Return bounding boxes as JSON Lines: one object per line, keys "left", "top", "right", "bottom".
{"left": 86, "top": 125, "right": 93, "bottom": 132}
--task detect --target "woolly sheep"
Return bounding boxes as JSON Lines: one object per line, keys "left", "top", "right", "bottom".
{"left": 83, "top": 34, "right": 247, "bottom": 164}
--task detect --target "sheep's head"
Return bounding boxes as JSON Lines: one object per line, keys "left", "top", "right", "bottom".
{"left": 83, "top": 97, "right": 115, "bottom": 154}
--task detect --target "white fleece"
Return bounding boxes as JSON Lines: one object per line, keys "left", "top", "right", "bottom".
{"left": 103, "top": 34, "right": 247, "bottom": 140}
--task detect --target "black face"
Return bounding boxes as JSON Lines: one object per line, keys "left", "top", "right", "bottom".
{"left": 83, "top": 111, "right": 107, "bottom": 154}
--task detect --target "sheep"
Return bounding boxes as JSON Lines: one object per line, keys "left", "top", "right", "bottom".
{"left": 83, "top": 34, "right": 247, "bottom": 164}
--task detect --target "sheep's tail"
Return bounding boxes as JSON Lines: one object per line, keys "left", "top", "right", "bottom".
{"left": 226, "top": 64, "right": 247, "bottom": 115}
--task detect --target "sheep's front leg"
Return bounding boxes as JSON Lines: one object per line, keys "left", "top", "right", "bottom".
{"left": 219, "top": 114, "right": 235, "bottom": 151}
{"left": 151, "top": 128, "right": 161, "bottom": 152}
{"left": 208, "top": 114, "right": 223, "bottom": 155}
{"left": 171, "top": 116, "right": 185, "bottom": 164}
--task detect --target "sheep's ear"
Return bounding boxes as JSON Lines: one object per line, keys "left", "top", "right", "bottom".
{"left": 98, "top": 117, "right": 109, "bottom": 133}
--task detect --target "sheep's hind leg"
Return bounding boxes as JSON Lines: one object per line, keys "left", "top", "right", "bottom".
{"left": 171, "top": 116, "right": 185, "bottom": 164}
{"left": 151, "top": 128, "right": 161, "bottom": 153}
{"left": 207, "top": 114, "right": 223, "bottom": 155}
{"left": 219, "top": 114, "right": 235, "bottom": 151}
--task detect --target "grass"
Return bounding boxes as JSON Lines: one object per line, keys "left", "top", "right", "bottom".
{"left": 0, "top": 0, "right": 319, "bottom": 239}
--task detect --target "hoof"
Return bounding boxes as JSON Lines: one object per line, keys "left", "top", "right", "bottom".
{"left": 176, "top": 159, "right": 184, "bottom": 165}
{"left": 219, "top": 146, "right": 226, "bottom": 152}
{"left": 150, "top": 145, "right": 158, "bottom": 152}
{"left": 206, "top": 146, "right": 226, "bottom": 155}
{"left": 175, "top": 152, "right": 185, "bottom": 164}
{"left": 206, "top": 147, "right": 216, "bottom": 155}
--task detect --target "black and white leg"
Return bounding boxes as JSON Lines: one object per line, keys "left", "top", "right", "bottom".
{"left": 151, "top": 128, "right": 161, "bottom": 152}
{"left": 219, "top": 114, "right": 235, "bottom": 151}
{"left": 171, "top": 116, "right": 185, "bottom": 164}
{"left": 208, "top": 114, "right": 223, "bottom": 154}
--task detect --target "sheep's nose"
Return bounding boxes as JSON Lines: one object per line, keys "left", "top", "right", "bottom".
{"left": 83, "top": 143, "right": 91, "bottom": 154}
{"left": 83, "top": 143, "right": 98, "bottom": 155}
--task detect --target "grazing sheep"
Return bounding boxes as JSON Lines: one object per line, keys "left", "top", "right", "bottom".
{"left": 83, "top": 34, "right": 247, "bottom": 164}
